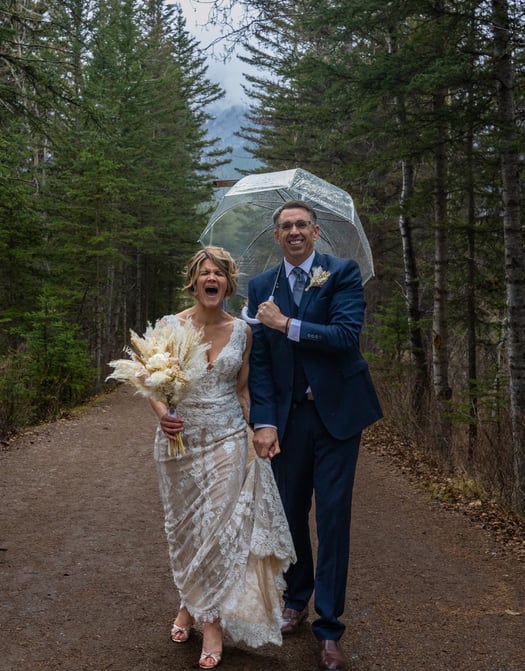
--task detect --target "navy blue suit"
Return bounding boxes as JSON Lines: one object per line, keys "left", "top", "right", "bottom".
{"left": 248, "top": 251, "right": 382, "bottom": 640}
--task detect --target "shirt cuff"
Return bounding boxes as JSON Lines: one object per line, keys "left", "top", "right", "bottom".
{"left": 287, "top": 318, "right": 301, "bottom": 341}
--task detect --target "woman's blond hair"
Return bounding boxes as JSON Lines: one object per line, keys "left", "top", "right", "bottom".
{"left": 183, "top": 246, "right": 239, "bottom": 298}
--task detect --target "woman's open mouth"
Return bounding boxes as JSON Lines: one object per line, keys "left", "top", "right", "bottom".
{"left": 205, "top": 287, "right": 219, "bottom": 296}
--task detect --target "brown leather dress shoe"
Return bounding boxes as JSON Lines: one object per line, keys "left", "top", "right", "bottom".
{"left": 318, "top": 639, "right": 345, "bottom": 671}
{"left": 280, "top": 607, "right": 308, "bottom": 635}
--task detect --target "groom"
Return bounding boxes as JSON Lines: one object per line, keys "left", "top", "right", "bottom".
{"left": 248, "top": 200, "right": 382, "bottom": 671}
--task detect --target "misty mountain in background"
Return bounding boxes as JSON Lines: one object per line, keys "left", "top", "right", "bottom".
{"left": 207, "top": 104, "right": 261, "bottom": 180}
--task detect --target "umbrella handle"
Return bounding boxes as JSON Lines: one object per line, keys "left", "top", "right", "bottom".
{"left": 241, "top": 296, "right": 275, "bottom": 325}
{"left": 241, "top": 306, "right": 260, "bottom": 324}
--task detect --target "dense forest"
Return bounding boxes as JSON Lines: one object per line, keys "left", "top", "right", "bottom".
{"left": 1, "top": 0, "right": 524, "bottom": 515}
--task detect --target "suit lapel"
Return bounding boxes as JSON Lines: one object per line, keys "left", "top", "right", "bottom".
{"left": 299, "top": 252, "right": 322, "bottom": 316}
{"left": 273, "top": 263, "right": 293, "bottom": 315}
{"left": 271, "top": 252, "right": 328, "bottom": 317}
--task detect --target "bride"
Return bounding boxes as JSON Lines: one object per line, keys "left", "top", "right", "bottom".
{"left": 150, "top": 246, "right": 295, "bottom": 669}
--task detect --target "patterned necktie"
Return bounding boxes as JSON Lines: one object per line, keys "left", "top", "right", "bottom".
{"left": 292, "top": 267, "right": 307, "bottom": 306}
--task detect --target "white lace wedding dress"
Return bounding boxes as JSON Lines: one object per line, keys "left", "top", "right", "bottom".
{"left": 154, "top": 317, "right": 296, "bottom": 647}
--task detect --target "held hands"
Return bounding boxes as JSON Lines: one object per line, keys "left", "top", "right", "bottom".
{"left": 159, "top": 409, "right": 280, "bottom": 459}
{"left": 253, "top": 427, "right": 280, "bottom": 460}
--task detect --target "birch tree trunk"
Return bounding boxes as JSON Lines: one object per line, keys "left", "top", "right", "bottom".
{"left": 431, "top": 80, "right": 453, "bottom": 456}
{"left": 492, "top": 0, "right": 525, "bottom": 512}
{"left": 389, "top": 27, "right": 429, "bottom": 419}
{"left": 432, "top": 89, "right": 452, "bottom": 405}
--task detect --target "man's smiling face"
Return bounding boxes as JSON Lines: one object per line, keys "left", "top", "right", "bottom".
{"left": 274, "top": 206, "right": 320, "bottom": 265}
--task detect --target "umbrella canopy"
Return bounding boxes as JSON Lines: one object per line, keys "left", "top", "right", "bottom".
{"left": 199, "top": 168, "right": 374, "bottom": 297}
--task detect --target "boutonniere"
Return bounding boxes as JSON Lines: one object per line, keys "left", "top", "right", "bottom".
{"left": 305, "top": 266, "right": 331, "bottom": 291}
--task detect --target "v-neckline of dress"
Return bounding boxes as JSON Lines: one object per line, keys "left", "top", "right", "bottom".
{"left": 206, "top": 318, "right": 237, "bottom": 369}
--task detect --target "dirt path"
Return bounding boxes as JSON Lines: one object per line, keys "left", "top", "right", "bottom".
{"left": 1, "top": 386, "right": 523, "bottom": 671}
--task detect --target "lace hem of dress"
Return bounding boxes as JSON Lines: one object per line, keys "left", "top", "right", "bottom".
{"left": 178, "top": 459, "right": 295, "bottom": 648}
{"left": 223, "top": 608, "right": 285, "bottom": 647}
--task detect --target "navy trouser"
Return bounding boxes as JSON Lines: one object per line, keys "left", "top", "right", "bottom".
{"left": 271, "top": 397, "right": 360, "bottom": 641}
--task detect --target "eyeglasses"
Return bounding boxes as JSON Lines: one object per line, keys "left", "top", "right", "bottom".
{"left": 277, "top": 220, "right": 312, "bottom": 232}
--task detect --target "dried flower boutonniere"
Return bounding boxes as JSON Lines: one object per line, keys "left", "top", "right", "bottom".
{"left": 305, "top": 266, "right": 331, "bottom": 291}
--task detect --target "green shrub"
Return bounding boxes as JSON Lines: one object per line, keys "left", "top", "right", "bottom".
{"left": 7, "top": 290, "right": 95, "bottom": 428}
{"left": 0, "top": 350, "right": 35, "bottom": 438}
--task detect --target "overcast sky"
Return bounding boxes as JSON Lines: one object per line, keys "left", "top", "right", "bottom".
{"left": 179, "top": 0, "right": 253, "bottom": 108}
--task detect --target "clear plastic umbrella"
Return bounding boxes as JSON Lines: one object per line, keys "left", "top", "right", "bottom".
{"left": 199, "top": 168, "right": 374, "bottom": 297}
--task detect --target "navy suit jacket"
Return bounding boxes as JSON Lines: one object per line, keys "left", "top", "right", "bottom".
{"left": 248, "top": 251, "right": 382, "bottom": 442}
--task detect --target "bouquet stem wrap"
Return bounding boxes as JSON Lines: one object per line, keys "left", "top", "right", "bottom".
{"left": 168, "top": 407, "right": 185, "bottom": 457}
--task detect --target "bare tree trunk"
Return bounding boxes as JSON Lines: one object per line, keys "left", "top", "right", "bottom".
{"left": 389, "top": 20, "right": 430, "bottom": 417}
{"left": 94, "top": 212, "right": 104, "bottom": 388}
{"left": 431, "top": 82, "right": 453, "bottom": 456}
{"left": 492, "top": 0, "right": 525, "bottom": 512}
{"left": 432, "top": 89, "right": 452, "bottom": 405}
{"left": 135, "top": 250, "right": 143, "bottom": 330}
{"left": 465, "top": 109, "right": 478, "bottom": 462}
{"left": 398, "top": 158, "right": 429, "bottom": 415}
